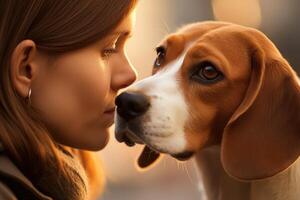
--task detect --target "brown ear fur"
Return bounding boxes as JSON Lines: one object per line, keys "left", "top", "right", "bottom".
{"left": 221, "top": 49, "right": 300, "bottom": 180}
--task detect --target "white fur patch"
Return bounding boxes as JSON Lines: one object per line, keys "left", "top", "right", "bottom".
{"left": 128, "top": 51, "right": 189, "bottom": 154}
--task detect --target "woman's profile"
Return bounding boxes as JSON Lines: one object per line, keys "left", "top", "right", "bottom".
{"left": 0, "top": 0, "right": 137, "bottom": 199}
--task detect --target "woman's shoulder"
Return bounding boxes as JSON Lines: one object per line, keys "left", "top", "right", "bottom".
{"left": 0, "top": 145, "right": 53, "bottom": 200}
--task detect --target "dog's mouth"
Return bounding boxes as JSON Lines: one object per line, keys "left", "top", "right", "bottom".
{"left": 171, "top": 151, "right": 194, "bottom": 161}
{"left": 115, "top": 111, "right": 195, "bottom": 168}
{"left": 115, "top": 125, "right": 194, "bottom": 168}
{"left": 137, "top": 145, "right": 194, "bottom": 168}
{"left": 115, "top": 127, "right": 143, "bottom": 146}
{"left": 115, "top": 127, "right": 162, "bottom": 168}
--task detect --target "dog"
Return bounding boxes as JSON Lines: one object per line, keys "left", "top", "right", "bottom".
{"left": 115, "top": 21, "right": 300, "bottom": 200}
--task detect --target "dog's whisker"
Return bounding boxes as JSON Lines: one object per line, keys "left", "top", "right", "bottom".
{"left": 175, "top": 159, "right": 185, "bottom": 171}
{"left": 175, "top": 159, "right": 180, "bottom": 170}
{"left": 183, "top": 162, "right": 195, "bottom": 186}
{"left": 160, "top": 19, "right": 170, "bottom": 36}
{"left": 177, "top": 161, "right": 181, "bottom": 170}
{"left": 164, "top": 157, "right": 167, "bottom": 169}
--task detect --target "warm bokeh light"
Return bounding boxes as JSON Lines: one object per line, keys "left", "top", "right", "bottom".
{"left": 212, "top": 0, "right": 262, "bottom": 28}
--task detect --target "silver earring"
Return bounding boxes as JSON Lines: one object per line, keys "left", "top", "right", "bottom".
{"left": 27, "top": 88, "right": 32, "bottom": 105}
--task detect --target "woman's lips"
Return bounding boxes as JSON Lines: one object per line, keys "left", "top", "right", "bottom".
{"left": 104, "top": 107, "right": 116, "bottom": 114}
{"left": 103, "top": 107, "right": 116, "bottom": 126}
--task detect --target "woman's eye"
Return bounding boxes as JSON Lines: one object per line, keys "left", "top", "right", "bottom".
{"left": 154, "top": 46, "right": 166, "bottom": 68}
{"left": 102, "top": 39, "right": 119, "bottom": 58}
{"left": 102, "top": 46, "right": 117, "bottom": 58}
{"left": 191, "top": 61, "right": 223, "bottom": 83}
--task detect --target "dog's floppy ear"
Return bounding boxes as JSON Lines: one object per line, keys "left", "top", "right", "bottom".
{"left": 221, "top": 49, "right": 300, "bottom": 180}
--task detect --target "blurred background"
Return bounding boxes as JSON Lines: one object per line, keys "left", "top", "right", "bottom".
{"left": 98, "top": 0, "right": 300, "bottom": 199}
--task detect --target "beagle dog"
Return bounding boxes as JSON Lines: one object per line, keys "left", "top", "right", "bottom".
{"left": 115, "top": 21, "right": 300, "bottom": 200}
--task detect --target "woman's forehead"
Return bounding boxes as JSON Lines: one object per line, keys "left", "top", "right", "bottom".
{"left": 113, "top": 10, "right": 136, "bottom": 35}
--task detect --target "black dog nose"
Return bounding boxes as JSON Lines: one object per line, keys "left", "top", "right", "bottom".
{"left": 115, "top": 92, "right": 150, "bottom": 120}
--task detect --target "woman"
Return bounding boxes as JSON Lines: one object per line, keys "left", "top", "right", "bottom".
{"left": 0, "top": 0, "right": 137, "bottom": 199}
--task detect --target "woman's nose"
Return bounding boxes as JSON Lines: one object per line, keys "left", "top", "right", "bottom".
{"left": 111, "top": 57, "right": 137, "bottom": 91}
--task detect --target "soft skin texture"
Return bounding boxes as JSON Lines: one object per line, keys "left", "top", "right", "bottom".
{"left": 11, "top": 12, "right": 137, "bottom": 151}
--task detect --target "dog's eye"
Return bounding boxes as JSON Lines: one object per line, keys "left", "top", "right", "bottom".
{"left": 201, "top": 65, "right": 219, "bottom": 80}
{"left": 191, "top": 62, "right": 223, "bottom": 83}
{"left": 154, "top": 46, "right": 166, "bottom": 68}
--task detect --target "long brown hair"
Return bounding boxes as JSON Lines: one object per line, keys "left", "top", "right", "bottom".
{"left": 0, "top": 0, "right": 137, "bottom": 199}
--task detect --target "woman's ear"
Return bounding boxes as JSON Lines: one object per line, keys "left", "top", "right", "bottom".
{"left": 10, "top": 39, "right": 38, "bottom": 98}
{"left": 221, "top": 49, "right": 300, "bottom": 181}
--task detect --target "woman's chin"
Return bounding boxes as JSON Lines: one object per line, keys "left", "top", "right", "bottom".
{"left": 88, "top": 130, "right": 110, "bottom": 151}
{"left": 73, "top": 130, "right": 110, "bottom": 151}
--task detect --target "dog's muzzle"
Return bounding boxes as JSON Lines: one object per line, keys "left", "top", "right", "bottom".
{"left": 115, "top": 92, "right": 150, "bottom": 146}
{"left": 115, "top": 91, "right": 194, "bottom": 168}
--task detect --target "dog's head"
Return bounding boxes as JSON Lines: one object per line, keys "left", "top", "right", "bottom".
{"left": 115, "top": 21, "right": 300, "bottom": 180}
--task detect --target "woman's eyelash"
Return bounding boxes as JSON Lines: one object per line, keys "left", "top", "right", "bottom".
{"left": 102, "top": 46, "right": 118, "bottom": 57}
{"left": 102, "top": 39, "right": 119, "bottom": 56}
{"left": 104, "top": 48, "right": 117, "bottom": 53}
{"left": 101, "top": 35, "right": 127, "bottom": 58}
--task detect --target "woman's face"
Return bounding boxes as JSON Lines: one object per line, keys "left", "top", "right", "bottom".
{"left": 32, "top": 12, "right": 137, "bottom": 151}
